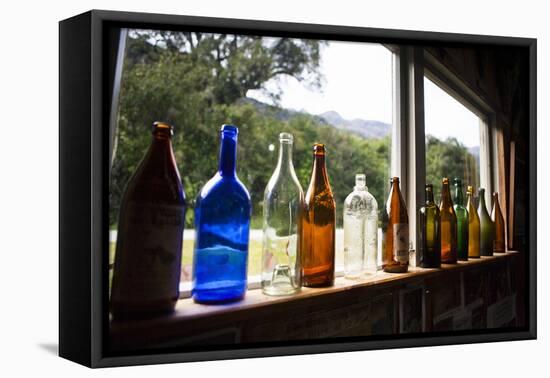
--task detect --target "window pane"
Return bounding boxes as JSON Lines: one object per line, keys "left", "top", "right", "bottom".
{"left": 109, "top": 30, "right": 395, "bottom": 286}
{"left": 424, "top": 76, "right": 481, "bottom": 196}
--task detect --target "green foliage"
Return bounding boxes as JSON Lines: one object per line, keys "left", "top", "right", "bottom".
{"left": 425, "top": 135, "right": 480, "bottom": 200}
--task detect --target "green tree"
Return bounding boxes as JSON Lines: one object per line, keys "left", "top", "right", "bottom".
{"left": 425, "top": 135, "right": 479, "bottom": 200}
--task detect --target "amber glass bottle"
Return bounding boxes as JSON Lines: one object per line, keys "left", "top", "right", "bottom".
{"left": 478, "top": 188, "right": 495, "bottom": 256}
{"left": 111, "top": 122, "right": 186, "bottom": 319}
{"left": 418, "top": 184, "right": 441, "bottom": 268}
{"left": 466, "top": 186, "right": 481, "bottom": 258}
{"left": 491, "top": 192, "right": 506, "bottom": 253}
{"left": 453, "top": 178, "right": 469, "bottom": 261}
{"left": 383, "top": 177, "right": 409, "bottom": 273}
{"left": 301, "top": 144, "right": 336, "bottom": 287}
{"left": 439, "top": 178, "right": 457, "bottom": 264}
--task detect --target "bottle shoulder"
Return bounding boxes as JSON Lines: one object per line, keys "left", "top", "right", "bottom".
{"left": 198, "top": 173, "right": 251, "bottom": 203}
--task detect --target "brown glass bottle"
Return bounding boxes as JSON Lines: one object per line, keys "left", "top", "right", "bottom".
{"left": 466, "top": 186, "right": 481, "bottom": 258}
{"left": 383, "top": 177, "right": 409, "bottom": 273}
{"left": 301, "top": 144, "right": 336, "bottom": 287}
{"left": 110, "top": 122, "right": 186, "bottom": 319}
{"left": 491, "top": 192, "right": 506, "bottom": 253}
{"left": 439, "top": 178, "right": 458, "bottom": 264}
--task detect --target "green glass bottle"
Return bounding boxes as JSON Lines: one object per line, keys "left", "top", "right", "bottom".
{"left": 478, "top": 188, "right": 495, "bottom": 256}
{"left": 453, "top": 178, "right": 469, "bottom": 261}
{"left": 418, "top": 184, "right": 441, "bottom": 268}
{"left": 440, "top": 178, "right": 458, "bottom": 264}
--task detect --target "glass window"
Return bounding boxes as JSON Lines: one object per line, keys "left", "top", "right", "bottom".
{"left": 423, "top": 76, "right": 481, "bottom": 198}
{"left": 109, "top": 30, "right": 395, "bottom": 290}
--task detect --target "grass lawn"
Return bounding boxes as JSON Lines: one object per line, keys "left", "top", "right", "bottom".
{"left": 109, "top": 238, "right": 264, "bottom": 286}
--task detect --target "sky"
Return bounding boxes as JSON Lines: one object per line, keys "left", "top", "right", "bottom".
{"left": 247, "top": 40, "right": 480, "bottom": 148}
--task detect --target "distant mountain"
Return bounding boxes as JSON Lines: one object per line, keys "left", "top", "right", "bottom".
{"left": 241, "top": 97, "right": 391, "bottom": 139}
{"left": 318, "top": 111, "right": 391, "bottom": 139}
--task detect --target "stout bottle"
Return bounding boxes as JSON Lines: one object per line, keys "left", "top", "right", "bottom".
{"left": 418, "top": 184, "right": 441, "bottom": 268}
{"left": 478, "top": 188, "right": 495, "bottom": 256}
{"left": 262, "top": 133, "right": 304, "bottom": 296}
{"left": 383, "top": 177, "right": 409, "bottom": 273}
{"left": 453, "top": 178, "right": 469, "bottom": 261}
{"left": 301, "top": 144, "right": 336, "bottom": 287}
{"left": 111, "top": 122, "right": 186, "bottom": 319}
{"left": 192, "top": 125, "right": 251, "bottom": 303}
{"left": 440, "top": 178, "right": 458, "bottom": 264}
{"left": 466, "top": 186, "right": 481, "bottom": 258}
{"left": 491, "top": 192, "right": 506, "bottom": 253}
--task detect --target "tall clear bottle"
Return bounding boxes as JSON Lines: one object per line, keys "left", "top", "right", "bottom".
{"left": 440, "top": 177, "right": 458, "bottom": 264}
{"left": 111, "top": 122, "right": 186, "bottom": 319}
{"left": 478, "top": 188, "right": 495, "bottom": 256}
{"left": 301, "top": 144, "right": 336, "bottom": 287}
{"left": 192, "top": 125, "right": 251, "bottom": 303}
{"left": 466, "top": 186, "right": 481, "bottom": 258}
{"left": 343, "top": 174, "right": 378, "bottom": 279}
{"left": 491, "top": 192, "right": 506, "bottom": 253}
{"left": 418, "top": 184, "right": 441, "bottom": 268}
{"left": 453, "top": 178, "right": 469, "bottom": 261}
{"left": 262, "top": 133, "right": 304, "bottom": 296}
{"left": 382, "top": 177, "right": 409, "bottom": 273}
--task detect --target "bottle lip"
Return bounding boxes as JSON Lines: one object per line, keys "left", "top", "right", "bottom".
{"left": 453, "top": 177, "right": 462, "bottom": 184}
{"left": 313, "top": 143, "right": 325, "bottom": 154}
{"left": 221, "top": 124, "right": 238, "bottom": 135}
{"left": 152, "top": 121, "right": 174, "bottom": 136}
{"left": 442, "top": 177, "right": 450, "bottom": 184}
{"left": 279, "top": 132, "right": 293, "bottom": 142}
{"left": 391, "top": 176, "right": 400, "bottom": 183}
{"left": 355, "top": 173, "right": 366, "bottom": 187}
{"left": 425, "top": 184, "right": 433, "bottom": 190}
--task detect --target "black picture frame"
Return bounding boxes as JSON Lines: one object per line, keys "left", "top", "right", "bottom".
{"left": 59, "top": 9, "right": 537, "bottom": 368}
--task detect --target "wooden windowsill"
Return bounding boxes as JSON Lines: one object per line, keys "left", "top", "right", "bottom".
{"left": 110, "top": 251, "right": 519, "bottom": 351}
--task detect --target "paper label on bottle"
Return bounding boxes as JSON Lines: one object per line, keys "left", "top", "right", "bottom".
{"left": 393, "top": 223, "right": 409, "bottom": 263}
{"left": 112, "top": 202, "right": 185, "bottom": 303}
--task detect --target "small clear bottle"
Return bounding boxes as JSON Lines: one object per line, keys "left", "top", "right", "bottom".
{"left": 261, "top": 133, "right": 304, "bottom": 296}
{"left": 343, "top": 174, "right": 378, "bottom": 279}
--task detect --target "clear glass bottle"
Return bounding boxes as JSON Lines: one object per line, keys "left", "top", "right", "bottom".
{"left": 343, "top": 174, "right": 378, "bottom": 279}
{"left": 192, "top": 124, "right": 251, "bottom": 303}
{"left": 261, "top": 133, "right": 304, "bottom": 296}
{"left": 111, "top": 122, "right": 186, "bottom": 319}
{"left": 301, "top": 144, "right": 336, "bottom": 287}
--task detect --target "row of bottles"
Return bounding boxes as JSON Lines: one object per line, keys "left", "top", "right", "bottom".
{"left": 417, "top": 178, "right": 506, "bottom": 269}
{"left": 110, "top": 122, "right": 507, "bottom": 319}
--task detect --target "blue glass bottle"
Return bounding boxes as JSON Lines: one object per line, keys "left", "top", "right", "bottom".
{"left": 192, "top": 124, "right": 251, "bottom": 303}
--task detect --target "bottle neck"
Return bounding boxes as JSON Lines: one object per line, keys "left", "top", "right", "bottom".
{"left": 454, "top": 184, "right": 464, "bottom": 206}
{"left": 425, "top": 188, "right": 435, "bottom": 204}
{"left": 478, "top": 190, "right": 488, "bottom": 213}
{"left": 218, "top": 133, "right": 237, "bottom": 176}
{"left": 276, "top": 140, "right": 294, "bottom": 174}
{"left": 441, "top": 183, "right": 452, "bottom": 205}
{"left": 313, "top": 153, "right": 327, "bottom": 179}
